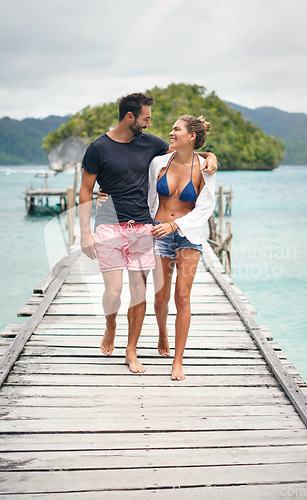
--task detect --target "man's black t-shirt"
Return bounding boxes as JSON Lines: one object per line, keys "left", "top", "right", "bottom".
{"left": 82, "top": 132, "right": 169, "bottom": 227}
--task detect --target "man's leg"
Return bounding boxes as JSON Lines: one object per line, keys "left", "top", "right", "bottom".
{"left": 101, "top": 269, "right": 123, "bottom": 355}
{"left": 125, "top": 270, "right": 149, "bottom": 373}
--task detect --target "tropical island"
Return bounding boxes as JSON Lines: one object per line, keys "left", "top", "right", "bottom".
{"left": 42, "top": 83, "right": 284, "bottom": 171}
{"left": 6, "top": 83, "right": 307, "bottom": 168}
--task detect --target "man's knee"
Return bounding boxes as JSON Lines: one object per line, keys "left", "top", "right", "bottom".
{"left": 103, "top": 286, "right": 122, "bottom": 304}
{"left": 154, "top": 293, "right": 169, "bottom": 308}
{"left": 129, "top": 272, "right": 146, "bottom": 296}
{"left": 130, "top": 283, "right": 146, "bottom": 304}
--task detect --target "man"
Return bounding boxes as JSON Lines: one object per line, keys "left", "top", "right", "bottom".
{"left": 79, "top": 93, "right": 217, "bottom": 373}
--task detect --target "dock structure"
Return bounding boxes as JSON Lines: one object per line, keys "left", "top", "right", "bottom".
{"left": 24, "top": 189, "right": 99, "bottom": 216}
{"left": 24, "top": 188, "right": 70, "bottom": 215}
{"left": 0, "top": 243, "right": 307, "bottom": 498}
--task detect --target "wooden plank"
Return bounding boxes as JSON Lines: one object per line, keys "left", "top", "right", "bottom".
{"left": 18, "top": 346, "right": 271, "bottom": 358}
{"left": 280, "top": 361, "right": 307, "bottom": 386}
{"left": 29, "top": 330, "right": 276, "bottom": 342}
{"left": 1, "top": 408, "right": 300, "bottom": 430}
{"left": 1, "top": 484, "right": 307, "bottom": 500}
{"left": 0, "top": 414, "right": 305, "bottom": 433}
{"left": 0, "top": 395, "right": 291, "bottom": 410}
{"left": 0, "top": 394, "right": 291, "bottom": 412}
{"left": 22, "top": 295, "right": 254, "bottom": 306}
{"left": 0, "top": 394, "right": 291, "bottom": 409}
{"left": 10, "top": 362, "right": 273, "bottom": 376}
{"left": 34, "top": 321, "right": 247, "bottom": 329}
{"left": 63, "top": 273, "right": 218, "bottom": 284}
{"left": 0, "top": 324, "right": 20, "bottom": 337}
{"left": 1, "top": 445, "right": 307, "bottom": 471}
{"left": 3, "top": 373, "right": 279, "bottom": 387}
{"left": 17, "top": 303, "right": 243, "bottom": 317}
{"left": 13, "top": 355, "right": 269, "bottom": 365}
{"left": 202, "top": 241, "right": 307, "bottom": 427}
{"left": 0, "top": 250, "right": 81, "bottom": 388}
{"left": 0, "top": 385, "right": 290, "bottom": 406}
{"left": 25, "top": 336, "right": 258, "bottom": 349}
{"left": 0, "top": 464, "right": 306, "bottom": 494}
{"left": 57, "top": 282, "right": 232, "bottom": 295}
{"left": 35, "top": 320, "right": 247, "bottom": 331}
{"left": 1, "top": 429, "right": 306, "bottom": 452}
{"left": 1, "top": 401, "right": 297, "bottom": 416}
{"left": 29, "top": 329, "right": 251, "bottom": 338}
{"left": 38, "top": 314, "right": 244, "bottom": 324}
{"left": 260, "top": 325, "right": 273, "bottom": 341}
{"left": 41, "top": 303, "right": 243, "bottom": 315}
{"left": 33, "top": 247, "right": 81, "bottom": 294}
{"left": 25, "top": 289, "right": 252, "bottom": 302}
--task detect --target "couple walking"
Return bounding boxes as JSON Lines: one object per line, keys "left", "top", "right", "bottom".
{"left": 79, "top": 93, "right": 216, "bottom": 380}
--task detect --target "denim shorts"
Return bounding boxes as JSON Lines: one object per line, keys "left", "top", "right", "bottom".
{"left": 153, "top": 221, "right": 202, "bottom": 259}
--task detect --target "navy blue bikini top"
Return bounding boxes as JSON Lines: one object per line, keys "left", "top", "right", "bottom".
{"left": 156, "top": 153, "right": 197, "bottom": 203}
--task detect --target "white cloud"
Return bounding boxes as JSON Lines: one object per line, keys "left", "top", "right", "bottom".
{"left": 0, "top": 0, "right": 306, "bottom": 118}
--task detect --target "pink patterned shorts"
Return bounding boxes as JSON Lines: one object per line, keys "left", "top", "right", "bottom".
{"left": 94, "top": 222, "right": 155, "bottom": 273}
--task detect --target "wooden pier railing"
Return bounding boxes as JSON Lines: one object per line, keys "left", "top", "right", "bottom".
{"left": 208, "top": 184, "right": 233, "bottom": 275}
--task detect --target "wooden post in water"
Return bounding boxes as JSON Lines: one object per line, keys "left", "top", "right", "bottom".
{"left": 226, "top": 221, "right": 232, "bottom": 276}
{"left": 74, "top": 162, "right": 82, "bottom": 198}
{"left": 225, "top": 185, "right": 233, "bottom": 215}
{"left": 208, "top": 184, "right": 232, "bottom": 276}
{"left": 228, "top": 185, "right": 232, "bottom": 215}
{"left": 218, "top": 184, "right": 223, "bottom": 264}
{"left": 208, "top": 214, "right": 217, "bottom": 241}
{"left": 66, "top": 186, "right": 75, "bottom": 246}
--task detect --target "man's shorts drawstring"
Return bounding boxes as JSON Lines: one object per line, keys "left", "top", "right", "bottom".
{"left": 127, "top": 220, "right": 136, "bottom": 232}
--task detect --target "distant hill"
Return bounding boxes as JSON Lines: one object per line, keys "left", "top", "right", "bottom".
{"left": 0, "top": 115, "right": 69, "bottom": 165}
{"left": 43, "top": 83, "right": 284, "bottom": 170}
{"left": 226, "top": 102, "right": 307, "bottom": 165}
{"left": 2, "top": 89, "right": 305, "bottom": 167}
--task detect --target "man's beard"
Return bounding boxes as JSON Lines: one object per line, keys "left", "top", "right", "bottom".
{"left": 129, "top": 119, "right": 143, "bottom": 137}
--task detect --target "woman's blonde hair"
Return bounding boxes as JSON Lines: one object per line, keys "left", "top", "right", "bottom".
{"left": 179, "top": 114, "right": 211, "bottom": 149}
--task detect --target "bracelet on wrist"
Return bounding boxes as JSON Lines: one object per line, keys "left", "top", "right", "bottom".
{"left": 168, "top": 221, "right": 176, "bottom": 233}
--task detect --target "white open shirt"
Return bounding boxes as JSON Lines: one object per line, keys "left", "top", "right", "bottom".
{"left": 148, "top": 152, "right": 216, "bottom": 245}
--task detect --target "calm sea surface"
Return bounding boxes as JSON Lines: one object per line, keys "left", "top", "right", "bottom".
{"left": 0, "top": 165, "right": 306, "bottom": 381}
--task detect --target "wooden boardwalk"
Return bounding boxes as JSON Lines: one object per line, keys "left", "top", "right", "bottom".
{"left": 1, "top": 243, "right": 307, "bottom": 499}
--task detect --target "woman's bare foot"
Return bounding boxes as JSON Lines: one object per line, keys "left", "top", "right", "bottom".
{"left": 125, "top": 351, "right": 146, "bottom": 373}
{"left": 158, "top": 330, "right": 170, "bottom": 356}
{"left": 100, "top": 330, "right": 115, "bottom": 355}
{"left": 171, "top": 360, "right": 185, "bottom": 381}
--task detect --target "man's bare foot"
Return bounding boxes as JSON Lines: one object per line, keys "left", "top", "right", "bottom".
{"left": 125, "top": 352, "right": 146, "bottom": 373}
{"left": 100, "top": 330, "right": 115, "bottom": 355}
{"left": 171, "top": 360, "right": 185, "bottom": 381}
{"left": 158, "top": 330, "right": 170, "bottom": 356}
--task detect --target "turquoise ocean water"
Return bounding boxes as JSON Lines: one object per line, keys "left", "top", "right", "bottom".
{"left": 0, "top": 165, "right": 306, "bottom": 381}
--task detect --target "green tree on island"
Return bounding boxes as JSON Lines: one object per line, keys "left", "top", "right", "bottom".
{"left": 43, "top": 83, "right": 284, "bottom": 170}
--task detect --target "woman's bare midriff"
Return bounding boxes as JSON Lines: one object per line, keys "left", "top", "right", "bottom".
{"left": 155, "top": 196, "right": 195, "bottom": 222}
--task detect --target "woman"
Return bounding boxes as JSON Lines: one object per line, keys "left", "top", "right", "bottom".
{"left": 148, "top": 115, "right": 215, "bottom": 380}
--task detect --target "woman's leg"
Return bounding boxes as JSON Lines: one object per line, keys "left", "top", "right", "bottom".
{"left": 172, "top": 248, "right": 200, "bottom": 380}
{"left": 153, "top": 255, "right": 175, "bottom": 356}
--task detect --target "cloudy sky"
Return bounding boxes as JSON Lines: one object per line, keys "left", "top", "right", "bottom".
{"left": 1, "top": 0, "right": 306, "bottom": 119}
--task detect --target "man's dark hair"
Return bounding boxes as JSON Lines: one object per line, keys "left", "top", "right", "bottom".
{"left": 118, "top": 93, "right": 155, "bottom": 121}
